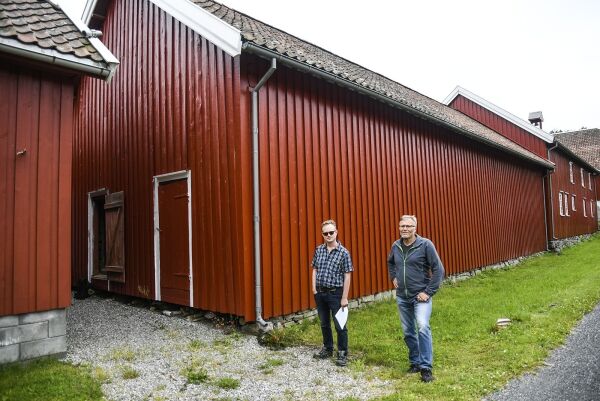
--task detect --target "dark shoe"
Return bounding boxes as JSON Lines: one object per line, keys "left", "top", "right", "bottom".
{"left": 313, "top": 347, "right": 333, "bottom": 359}
{"left": 420, "top": 369, "right": 435, "bottom": 382}
{"left": 407, "top": 364, "right": 420, "bottom": 374}
{"left": 335, "top": 350, "right": 348, "bottom": 367}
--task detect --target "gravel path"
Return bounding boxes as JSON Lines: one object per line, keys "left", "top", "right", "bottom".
{"left": 484, "top": 302, "right": 600, "bottom": 401}
{"left": 65, "top": 296, "right": 392, "bottom": 401}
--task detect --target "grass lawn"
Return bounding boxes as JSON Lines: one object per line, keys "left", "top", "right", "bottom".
{"left": 1, "top": 235, "right": 598, "bottom": 401}
{"left": 0, "top": 358, "right": 103, "bottom": 401}
{"left": 278, "top": 234, "right": 600, "bottom": 401}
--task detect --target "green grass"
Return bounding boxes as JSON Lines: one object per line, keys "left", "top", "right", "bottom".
{"left": 0, "top": 358, "right": 103, "bottom": 401}
{"left": 121, "top": 365, "right": 140, "bottom": 380}
{"left": 214, "top": 377, "right": 240, "bottom": 390}
{"left": 278, "top": 234, "right": 600, "bottom": 401}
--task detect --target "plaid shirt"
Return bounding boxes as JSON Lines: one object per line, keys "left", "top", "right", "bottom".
{"left": 311, "top": 241, "right": 353, "bottom": 288}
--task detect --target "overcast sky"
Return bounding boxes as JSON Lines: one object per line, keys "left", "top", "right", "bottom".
{"left": 60, "top": 0, "right": 599, "bottom": 132}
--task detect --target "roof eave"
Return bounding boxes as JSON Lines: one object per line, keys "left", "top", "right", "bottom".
{"left": 554, "top": 141, "right": 600, "bottom": 174}
{"left": 443, "top": 86, "right": 554, "bottom": 144}
{"left": 0, "top": 38, "right": 117, "bottom": 80}
{"left": 243, "top": 43, "right": 554, "bottom": 171}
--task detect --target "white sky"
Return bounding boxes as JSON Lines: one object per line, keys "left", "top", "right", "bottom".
{"left": 59, "top": 0, "right": 600, "bottom": 132}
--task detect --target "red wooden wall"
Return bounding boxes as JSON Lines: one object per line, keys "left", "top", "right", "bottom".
{"left": 74, "top": 0, "right": 549, "bottom": 320}
{"left": 0, "top": 64, "right": 73, "bottom": 316}
{"left": 548, "top": 150, "right": 598, "bottom": 239}
{"left": 449, "top": 95, "right": 548, "bottom": 159}
{"left": 243, "top": 59, "right": 549, "bottom": 318}
{"left": 72, "top": 0, "right": 249, "bottom": 316}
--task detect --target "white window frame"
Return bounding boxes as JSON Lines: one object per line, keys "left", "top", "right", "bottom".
{"left": 583, "top": 198, "right": 587, "bottom": 217}
{"left": 569, "top": 161, "right": 574, "bottom": 184}
{"left": 581, "top": 168, "right": 585, "bottom": 187}
{"left": 572, "top": 194, "right": 576, "bottom": 211}
{"left": 153, "top": 170, "right": 194, "bottom": 307}
{"left": 559, "top": 192, "right": 564, "bottom": 216}
{"left": 589, "top": 172, "right": 592, "bottom": 190}
{"left": 564, "top": 193, "right": 570, "bottom": 216}
{"left": 87, "top": 188, "right": 110, "bottom": 289}
{"left": 591, "top": 200, "right": 595, "bottom": 218}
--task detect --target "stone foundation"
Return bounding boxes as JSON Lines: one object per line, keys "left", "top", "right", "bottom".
{"left": 0, "top": 309, "right": 67, "bottom": 364}
{"left": 549, "top": 234, "right": 592, "bottom": 253}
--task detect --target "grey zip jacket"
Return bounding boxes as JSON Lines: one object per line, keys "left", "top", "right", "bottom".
{"left": 387, "top": 235, "right": 445, "bottom": 299}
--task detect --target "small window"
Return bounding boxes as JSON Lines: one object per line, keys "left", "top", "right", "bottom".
{"left": 591, "top": 200, "right": 595, "bottom": 218}
{"left": 589, "top": 173, "right": 593, "bottom": 190}
{"left": 559, "top": 192, "right": 564, "bottom": 216}
{"left": 564, "top": 193, "right": 570, "bottom": 216}
{"left": 581, "top": 168, "right": 585, "bottom": 187}
{"left": 572, "top": 194, "right": 576, "bottom": 211}
{"left": 583, "top": 199, "right": 587, "bottom": 217}
{"left": 569, "top": 162, "right": 574, "bottom": 184}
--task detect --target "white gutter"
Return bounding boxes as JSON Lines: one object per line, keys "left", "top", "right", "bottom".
{"left": 0, "top": 39, "right": 117, "bottom": 81}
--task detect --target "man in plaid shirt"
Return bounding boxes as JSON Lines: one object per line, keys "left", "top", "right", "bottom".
{"left": 311, "top": 219, "right": 353, "bottom": 366}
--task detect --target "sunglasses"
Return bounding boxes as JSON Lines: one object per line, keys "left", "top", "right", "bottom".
{"left": 322, "top": 231, "right": 336, "bottom": 237}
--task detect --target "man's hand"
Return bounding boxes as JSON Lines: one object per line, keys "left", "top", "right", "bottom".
{"left": 341, "top": 297, "right": 348, "bottom": 309}
{"left": 416, "top": 292, "right": 430, "bottom": 302}
{"left": 392, "top": 278, "right": 398, "bottom": 288}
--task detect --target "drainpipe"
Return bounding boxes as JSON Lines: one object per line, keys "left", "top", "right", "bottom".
{"left": 547, "top": 142, "right": 559, "bottom": 243}
{"left": 249, "top": 58, "right": 277, "bottom": 331}
{"left": 542, "top": 172, "right": 550, "bottom": 251}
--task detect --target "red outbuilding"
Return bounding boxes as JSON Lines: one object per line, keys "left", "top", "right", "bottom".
{"left": 444, "top": 86, "right": 598, "bottom": 242}
{"left": 73, "top": 0, "right": 555, "bottom": 324}
{"left": 0, "top": 0, "right": 117, "bottom": 363}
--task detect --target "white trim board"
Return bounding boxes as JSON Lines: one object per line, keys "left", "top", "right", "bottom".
{"left": 153, "top": 170, "right": 194, "bottom": 307}
{"left": 148, "top": 0, "right": 241, "bottom": 57}
{"left": 443, "top": 86, "right": 554, "bottom": 143}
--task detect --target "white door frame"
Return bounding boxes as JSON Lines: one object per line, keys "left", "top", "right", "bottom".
{"left": 87, "top": 188, "right": 109, "bottom": 289}
{"left": 153, "top": 170, "right": 193, "bottom": 307}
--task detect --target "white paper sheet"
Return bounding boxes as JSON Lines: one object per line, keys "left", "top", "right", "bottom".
{"left": 335, "top": 307, "right": 348, "bottom": 329}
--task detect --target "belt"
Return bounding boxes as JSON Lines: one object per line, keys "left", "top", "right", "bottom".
{"left": 316, "top": 286, "right": 341, "bottom": 293}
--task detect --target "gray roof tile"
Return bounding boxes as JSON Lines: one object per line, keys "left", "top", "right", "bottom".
{"left": 0, "top": 0, "right": 104, "bottom": 62}
{"left": 192, "top": 0, "right": 552, "bottom": 168}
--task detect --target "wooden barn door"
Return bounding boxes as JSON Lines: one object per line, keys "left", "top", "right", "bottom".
{"left": 155, "top": 173, "right": 192, "bottom": 306}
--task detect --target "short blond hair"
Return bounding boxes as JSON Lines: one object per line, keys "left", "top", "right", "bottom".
{"left": 399, "top": 215, "right": 417, "bottom": 225}
{"left": 321, "top": 219, "right": 337, "bottom": 229}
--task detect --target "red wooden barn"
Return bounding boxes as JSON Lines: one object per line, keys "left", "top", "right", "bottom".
{"left": 74, "top": 0, "right": 556, "bottom": 324}
{"left": 0, "top": 0, "right": 117, "bottom": 363}
{"left": 444, "top": 86, "right": 598, "bottom": 242}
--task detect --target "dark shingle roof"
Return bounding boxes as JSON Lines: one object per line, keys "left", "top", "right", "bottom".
{"left": 192, "top": 0, "right": 553, "bottom": 168}
{"left": 555, "top": 129, "right": 600, "bottom": 170}
{"left": 0, "top": 0, "right": 103, "bottom": 62}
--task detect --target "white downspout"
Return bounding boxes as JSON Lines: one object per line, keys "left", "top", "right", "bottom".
{"left": 250, "top": 58, "right": 276, "bottom": 331}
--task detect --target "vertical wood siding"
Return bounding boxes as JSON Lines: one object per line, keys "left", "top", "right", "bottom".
{"left": 548, "top": 150, "right": 598, "bottom": 238}
{"left": 72, "top": 0, "right": 247, "bottom": 316}
{"left": 449, "top": 95, "right": 548, "bottom": 159}
{"left": 0, "top": 65, "right": 72, "bottom": 316}
{"left": 242, "top": 58, "right": 548, "bottom": 319}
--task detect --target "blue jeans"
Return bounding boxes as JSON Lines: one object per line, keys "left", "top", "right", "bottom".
{"left": 396, "top": 296, "right": 433, "bottom": 370}
{"left": 315, "top": 287, "right": 348, "bottom": 352}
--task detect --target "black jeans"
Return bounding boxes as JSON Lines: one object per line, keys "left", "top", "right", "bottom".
{"left": 315, "top": 287, "right": 348, "bottom": 352}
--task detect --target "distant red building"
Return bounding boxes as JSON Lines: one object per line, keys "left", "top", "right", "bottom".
{"left": 444, "top": 86, "right": 598, "bottom": 242}
{"left": 0, "top": 0, "right": 117, "bottom": 363}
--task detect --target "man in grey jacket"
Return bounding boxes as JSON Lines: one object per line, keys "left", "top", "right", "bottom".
{"left": 387, "top": 215, "right": 444, "bottom": 382}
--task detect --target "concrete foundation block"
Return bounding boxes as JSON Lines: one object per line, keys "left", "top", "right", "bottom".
{"left": 0, "top": 322, "right": 49, "bottom": 347}
{"left": 49, "top": 313, "right": 66, "bottom": 337}
{"left": 20, "top": 336, "right": 66, "bottom": 361}
{"left": 20, "top": 309, "right": 65, "bottom": 325}
{"left": 0, "top": 316, "right": 18, "bottom": 328}
{"left": 0, "top": 344, "right": 19, "bottom": 364}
